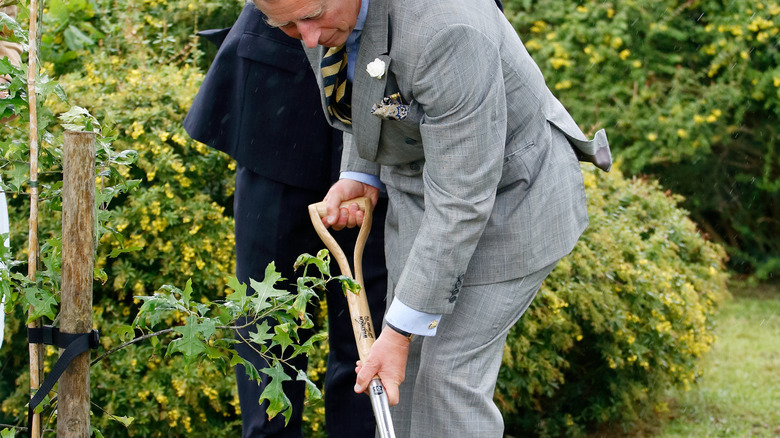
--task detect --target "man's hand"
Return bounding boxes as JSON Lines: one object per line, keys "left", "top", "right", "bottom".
{"left": 323, "top": 179, "right": 379, "bottom": 230}
{"left": 353, "top": 328, "right": 410, "bottom": 406}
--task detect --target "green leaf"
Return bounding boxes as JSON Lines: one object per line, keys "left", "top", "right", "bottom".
{"left": 229, "top": 352, "right": 246, "bottom": 368}
{"left": 258, "top": 362, "right": 293, "bottom": 423}
{"left": 1, "top": 427, "right": 17, "bottom": 437}
{"left": 293, "top": 250, "right": 331, "bottom": 277}
{"left": 272, "top": 323, "right": 294, "bottom": 353}
{"left": 108, "top": 246, "right": 142, "bottom": 258}
{"left": 297, "top": 369, "right": 323, "bottom": 401}
{"left": 113, "top": 324, "right": 136, "bottom": 342}
{"left": 247, "top": 320, "right": 274, "bottom": 350}
{"left": 239, "top": 357, "right": 261, "bottom": 383}
{"left": 334, "top": 275, "right": 361, "bottom": 296}
{"left": 25, "top": 287, "right": 58, "bottom": 321}
{"left": 7, "top": 164, "right": 29, "bottom": 191}
{"left": 249, "top": 263, "right": 289, "bottom": 315}
{"left": 289, "top": 331, "right": 328, "bottom": 360}
{"left": 181, "top": 279, "right": 193, "bottom": 305}
{"left": 226, "top": 276, "right": 249, "bottom": 308}
{"left": 94, "top": 267, "right": 108, "bottom": 284}
{"left": 169, "top": 315, "right": 216, "bottom": 359}
{"left": 63, "top": 24, "right": 95, "bottom": 51}
{"left": 59, "top": 105, "right": 99, "bottom": 132}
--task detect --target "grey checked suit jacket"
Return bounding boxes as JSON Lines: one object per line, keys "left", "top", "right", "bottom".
{"left": 304, "top": 0, "right": 611, "bottom": 315}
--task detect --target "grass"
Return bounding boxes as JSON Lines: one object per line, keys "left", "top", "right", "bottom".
{"left": 620, "top": 283, "right": 780, "bottom": 437}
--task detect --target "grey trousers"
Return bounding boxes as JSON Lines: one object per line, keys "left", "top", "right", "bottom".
{"left": 385, "top": 261, "right": 558, "bottom": 438}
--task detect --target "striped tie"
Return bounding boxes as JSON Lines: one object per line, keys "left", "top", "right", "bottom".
{"left": 321, "top": 44, "right": 352, "bottom": 125}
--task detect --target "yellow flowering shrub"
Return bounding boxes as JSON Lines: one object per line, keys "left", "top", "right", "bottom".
{"left": 506, "top": 0, "right": 780, "bottom": 280}
{"left": 496, "top": 165, "right": 729, "bottom": 436}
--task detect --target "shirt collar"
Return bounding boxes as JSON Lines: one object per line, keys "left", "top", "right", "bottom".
{"left": 354, "top": 0, "right": 369, "bottom": 32}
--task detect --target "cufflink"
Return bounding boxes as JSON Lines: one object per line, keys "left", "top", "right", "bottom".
{"left": 428, "top": 320, "right": 439, "bottom": 330}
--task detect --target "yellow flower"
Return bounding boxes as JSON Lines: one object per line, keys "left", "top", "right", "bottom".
{"left": 612, "top": 37, "right": 623, "bottom": 49}
{"left": 694, "top": 114, "right": 706, "bottom": 123}
{"left": 633, "top": 60, "right": 642, "bottom": 68}
{"left": 550, "top": 57, "right": 572, "bottom": 69}
{"left": 677, "top": 129, "right": 688, "bottom": 138}
{"left": 524, "top": 39, "right": 542, "bottom": 51}
{"left": 129, "top": 121, "right": 144, "bottom": 140}
{"left": 530, "top": 21, "right": 547, "bottom": 33}
{"left": 647, "top": 133, "right": 658, "bottom": 142}
{"left": 619, "top": 49, "right": 630, "bottom": 60}
{"left": 555, "top": 80, "right": 572, "bottom": 90}
{"left": 576, "top": 6, "right": 587, "bottom": 13}
{"left": 171, "top": 133, "right": 188, "bottom": 146}
{"left": 655, "top": 321, "right": 672, "bottom": 333}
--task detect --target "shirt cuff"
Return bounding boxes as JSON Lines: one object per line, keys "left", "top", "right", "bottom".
{"left": 384, "top": 298, "right": 442, "bottom": 337}
{"left": 340, "top": 171, "right": 385, "bottom": 191}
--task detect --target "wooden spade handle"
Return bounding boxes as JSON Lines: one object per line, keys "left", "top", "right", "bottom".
{"left": 308, "top": 197, "right": 376, "bottom": 363}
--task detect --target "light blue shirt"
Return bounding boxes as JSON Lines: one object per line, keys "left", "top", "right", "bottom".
{"left": 339, "top": 0, "right": 441, "bottom": 336}
{"left": 345, "top": 0, "right": 369, "bottom": 82}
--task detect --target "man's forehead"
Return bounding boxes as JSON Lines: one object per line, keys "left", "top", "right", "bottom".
{"left": 256, "top": 0, "right": 327, "bottom": 25}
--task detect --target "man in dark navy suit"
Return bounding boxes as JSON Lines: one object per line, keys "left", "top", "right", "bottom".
{"left": 183, "top": 3, "right": 388, "bottom": 437}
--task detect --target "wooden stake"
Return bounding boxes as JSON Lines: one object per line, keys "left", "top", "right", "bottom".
{"left": 26, "top": 0, "right": 43, "bottom": 436}
{"left": 58, "top": 131, "right": 96, "bottom": 438}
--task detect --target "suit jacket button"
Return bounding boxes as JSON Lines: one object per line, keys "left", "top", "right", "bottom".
{"left": 404, "top": 137, "right": 417, "bottom": 145}
{"left": 409, "top": 162, "right": 420, "bottom": 171}
{"left": 448, "top": 296, "right": 457, "bottom": 303}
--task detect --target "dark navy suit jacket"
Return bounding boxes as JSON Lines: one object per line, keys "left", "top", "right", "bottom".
{"left": 183, "top": 5, "right": 338, "bottom": 191}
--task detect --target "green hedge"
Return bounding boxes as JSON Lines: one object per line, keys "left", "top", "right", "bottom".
{"left": 497, "top": 165, "right": 728, "bottom": 436}
{"left": 504, "top": 0, "right": 780, "bottom": 279}
{"left": 1, "top": 0, "right": 728, "bottom": 436}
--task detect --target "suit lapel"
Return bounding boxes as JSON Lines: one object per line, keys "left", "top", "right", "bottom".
{"left": 352, "top": 0, "right": 390, "bottom": 161}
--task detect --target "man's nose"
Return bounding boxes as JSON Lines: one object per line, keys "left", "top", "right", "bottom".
{"left": 297, "top": 21, "right": 321, "bottom": 48}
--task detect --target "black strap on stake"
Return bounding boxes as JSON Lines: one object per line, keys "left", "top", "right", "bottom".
{"left": 26, "top": 326, "right": 99, "bottom": 436}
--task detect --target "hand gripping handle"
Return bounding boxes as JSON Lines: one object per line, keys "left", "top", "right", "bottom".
{"left": 308, "top": 197, "right": 375, "bottom": 362}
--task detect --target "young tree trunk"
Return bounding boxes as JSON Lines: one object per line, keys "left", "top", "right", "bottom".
{"left": 26, "top": 0, "right": 42, "bottom": 435}
{"left": 57, "top": 131, "right": 96, "bottom": 438}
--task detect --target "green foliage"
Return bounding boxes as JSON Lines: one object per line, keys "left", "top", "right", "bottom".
{"left": 504, "top": 0, "right": 780, "bottom": 279}
{"left": 39, "top": 0, "right": 242, "bottom": 75}
{"left": 496, "top": 164, "right": 729, "bottom": 437}
{"left": 1, "top": 0, "right": 735, "bottom": 437}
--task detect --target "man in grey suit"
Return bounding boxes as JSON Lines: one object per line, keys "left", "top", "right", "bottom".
{"left": 252, "top": 0, "right": 611, "bottom": 436}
